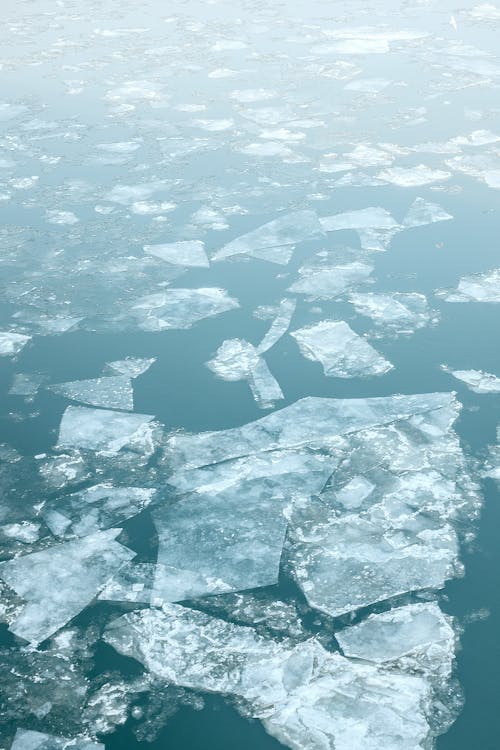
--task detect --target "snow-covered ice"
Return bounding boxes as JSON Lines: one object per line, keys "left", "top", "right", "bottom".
{"left": 441, "top": 366, "right": 500, "bottom": 393}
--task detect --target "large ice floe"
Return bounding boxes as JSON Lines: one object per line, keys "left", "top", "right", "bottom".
{"left": 290, "top": 320, "right": 393, "bottom": 377}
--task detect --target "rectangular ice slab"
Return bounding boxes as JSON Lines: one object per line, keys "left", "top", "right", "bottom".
{"left": 143, "top": 240, "right": 209, "bottom": 268}
{"left": 56, "top": 406, "right": 155, "bottom": 454}
{"left": 291, "top": 320, "right": 393, "bottom": 377}
{"left": 0, "top": 529, "right": 134, "bottom": 645}
{"left": 104, "top": 604, "right": 436, "bottom": 750}
{"left": 10, "top": 729, "right": 103, "bottom": 750}
{"left": 48, "top": 375, "right": 134, "bottom": 411}
{"left": 212, "top": 210, "right": 325, "bottom": 265}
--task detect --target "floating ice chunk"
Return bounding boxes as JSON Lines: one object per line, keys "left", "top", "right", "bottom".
{"left": 344, "top": 78, "right": 392, "bottom": 93}
{"left": 212, "top": 211, "right": 325, "bottom": 265}
{"left": 152, "top": 484, "right": 289, "bottom": 602}
{"left": 211, "top": 39, "right": 247, "bottom": 51}
{"left": 350, "top": 292, "right": 435, "bottom": 335}
{"left": 438, "top": 268, "right": 500, "bottom": 303}
{"left": 56, "top": 406, "right": 155, "bottom": 455}
{"left": 320, "top": 207, "right": 399, "bottom": 231}
{"left": 0, "top": 529, "right": 134, "bottom": 645}
{"left": 104, "top": 357, "right": 156, "bottom": 378}
{"left": 104, "top": 181, "right": 168, "bottom": 206}
{"left": 377, "top": 165, "right": 452, "bottom": 187}
{"left": 256, "top": 298, "right": 296, "bottom": 354}
{"left": 403, "top": 197, "right": 453, "bottom": 228}
{"left": 0, "top": 332, "right": 31, "bottom": 357}
{"left": 336, "top": 602, "right": 455, "bottom": 679}
{"left": 191, "top": 118, "right": 234, "bottom": 132}
{"left": 105, "top": 605, "right": 435, "bottom": 750}
{"left": 98, "top": 562, "right": 155, "bottom": 603}
{"left": 43, "top": 484, "right": 156, "bottom": 538}
{"left": 46, "top": 210, "right": 79, "bottom": 226}
{"left": 230, "top": 89, "right": 277, "bottom": 103}
{"left": 334, "top": 476, "right": 375, "bottom": 509}
{"left": 441, "top": 366, "right": 500, "bottom": 393}
{"left": 131, "top": 287, "right": 239, "bottom": 331}
{"left": 248, "top": 356, "right": 284, "bottom": 408}
{"left": 143, "top": 240, "right": 209, "bottom": 268}
{"left": 9, "top": 373, "right": 45, "bottom": 397}
{"left": 166, "top": 393, "right": 458, "bottom": 470}
{"left": 288, "top": 261, "right": 373, "bottom": 299}
{"left": 10, "top": 729, "right": 103, "bottom": 750}
{"left": 291, "top": 320, "right": 393, "bottom": 378}
{"left": 207, "top": 339, "right": 260, "bottom": 382}
{"left": 48, "top": 375, "right": 134, "bottom": 411}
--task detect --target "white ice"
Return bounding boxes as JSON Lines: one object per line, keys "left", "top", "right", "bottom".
{"left": 104, "top": 357, "right": 156, "bottom": 378}
{"left": 291, "top": 320, "right": 393, "bottom": 377}
{"left": 56, "top": 406, "right": 155, "bottom": 455}
{"left": 441, "top": 365, "right": 500, "bottom": 393}
{"left": 402, "top": 198, "right": 453, "bottom": 228}
{"left": 377, "top": 165, "right": 452, "bottom": 187}
{"left": 9, "top": 729, "right": 103, "bottom": 750}
{"left": 350, "top": 292, "right": 435, "bottom": 335}
{"left": 143, "top": 240, "right": 209, "bottom": 268}
{"left": 288, "top": 261, "right": 373, "bottom": 299}
{"left": 0, "top": 332, "right": 31, "bottom": 357}
{"left": 438, "top": 268, "right": 500, "bottom": 303}
{"left": 131, "top": 287, "right": 239, "bottom": 331}
{"left": 48, "top": 375, "right": 134, "bottom": 411}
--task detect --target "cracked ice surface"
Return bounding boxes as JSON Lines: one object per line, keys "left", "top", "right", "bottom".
{"left": 291, "top": 320, "right": 393, "bottom": 377}
{"left": 104, "top": 604, "right": 438, "bottom": 750}
{"left": 0, "top": 529, "right": 134, "bottom": 645}
{"left": 10, "top": 729, "right": 103, "bottom": 750}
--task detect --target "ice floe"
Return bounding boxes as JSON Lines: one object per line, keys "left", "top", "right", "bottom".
{"left": 10, "top": 729, "right": 103, "bottom": 750}
{"left": 143, "top": 240, "right": 209, "bottom": 268}
{"left": 288, "top": 260, "right": 373, "bottom": 299}
{"left": 56, "top": 406, "right": 156, "bottom": 455}
{"left": 104, "top": 357, "right": 155, "bottom": 378}
{"left": 48, "top": 375, "right": 134, "bottom": 411}
{"left": 377, "top": 165, "right": 452, "bottom": 187}
{"left": 291, "top": 320, "right": 393, "bottom": 377}
{"left": 130, "top": 287, "right": 239, "bottom": 331}
{"left": 0, "top": 332, "right": 31, "bottom": 357}
{"left": 441, "top": 366, "right": 500, "bottom": 393}
{"left": 437, "top": 269, "right": 500, "bottom": 303}
{"left": 350, "top": 292, "right": 437, "bottom": 335}
{"left": 402, "top": 198, "right": 453, "bottom": 228}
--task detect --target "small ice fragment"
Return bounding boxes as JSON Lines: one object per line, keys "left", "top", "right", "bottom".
{"left": 0, "top": 529, "right": 134, "bottom": 645}
{"left": 288, "top": 261, "right": 373, "bottom": 299}
{"left": 350, "top": 292, "right": 435, "bottom": 334}
{"left": 403, "top": 198, "right": 453, "bottom": 228}
{"left": 56, "top": 406, "right": 155, "bottom": 454}
{"left": 212, "top": 210, "right": 325, "bottom": 265}
{"left": 104, "top": 357, "right": 155, "bottom": 378}
{"left": 320, "top": 207, "right": 399, "bottom": 231}
{"left": 48, "top": 375, "right": 134, "bottom": 411}
{"left": 143, "top": 240, "right": 209, "bottom": 268}
{"left": 131, "top": 287, "right": 239, "bottom": 331}
{"left": 256, "top": 298, "right": 296, "bottom": 354}
{"left": 377, "top": 165, "right": 452, "bottom": 187}
{"left": 248, "top": 357, "right": 284, "bottom": 408}
{"left": 10, "top": 729, "right": 103, "bottom": 750}
{"left": 46, "top": 210, "right": 79, "bottom": 225}
{"left": 438, "top": 268, "right": 500, "bottom": 303}
{"left": 9, "top": 373, "right": 45, "bottom": 397}
{"left": 0, "top": 332, "right": 31, "bottom": 357}
{"left": 291, "top": 320, "right": 393, "bottom": 378}
{"left": 344, "top": 78, "right": 392, "bottom": 93}
{"left": 441, "top": 365, "right": 500, "bottom": 393}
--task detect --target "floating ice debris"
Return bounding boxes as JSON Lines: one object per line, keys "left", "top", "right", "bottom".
{"left": 104, "top": 605, "right": 437, "bottom": 750}
{"left": 320, "top": 207, "right": 399, "bottom": 232}
{"left": 211, "top": 210, "right": 325, "bottom": 265}
{"left": 48, "top": 375, "right": 134, "bottom": 411}
{"left": 288, "top": 261, "right": 373, "bottom": 299}
{"left": 441, "top": 366, "right": 500, "bottom": 393}
{"left": 437, "top": 268, "right": 500, "bottom": 303}
{"left": 402, "top": 197, "right": 453, "bottom": 228}
{"left": 0, "top": 332, "right": 31, "bottom": 357}
{"left": 334, "top": 476, "right": 376, "bottom": 510}
{"left": 10, "top": 729, "right": 104, "bottom": 750}
{"left": 248, "top": 357, "right": 284, "bottom": 407}
{"left": 336, "top": 602, "right": 456, "bottom": 680}
{"left": 291, "top": 320, "right": 393, "bottom": 377}
{"left": 131, "top": 287, "right": 239, "bottom": 331}
{"left": 56, "top": 406, "right": 156, "bottom": 455}
{"left": 350, "top": 292, "right": 436, "bottom": 335}
{"left": 377, "top": 165, "right": 452, "bottom": 187}
{"left": 104, "top": 357, "right": 156, "bottom": 378}
{"left": 256, "top": 298, "right": 296, "bottom": 354}
{"left": 0, "top": 529, "right": 134, "bottom": 645}
{"left": 98, "top": 562, "right": 155, "bottom": 603}
{"left": 344, "top": 78, "right": 392, "bottom": 93}
{"left": 143, "top": 240, "right": 209, "bottom": 268}
{"left": 463, "top": 4, "right": 500, "bottom": 21}
{"left": 46, "top": 210, "right": 79, "bottom": 226}
{"left": 9, "top": 373, "right": 45, "bottom": 398}
{"left": 43, "top": 484, "right": 156, "bottom": 538}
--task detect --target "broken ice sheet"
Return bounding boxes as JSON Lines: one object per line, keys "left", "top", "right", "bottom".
{"left": 143, "top": 240, "right": 209, "bottom": 268}
{"left": 9, "top": 373, "right": 45, "bottom": 398}
{"left": 0, "top": 331, "right": 31, "bottom": 356}
{"left": 98, "top": 562, "right": 155, "bottom": 603}
{"left": 42, "top": 484, "right": 156, "bottom": 538}
{"left": 0, "top": 529, "right": 134, "bottom": 645}
{"left": 48, "top": 375, "right": 134, "bottom": 411}
{"left": 320, "top": 207, "right": 401, "bottom": 252}
{"left": 104, "top": 357, "right": 155, "bottom": 378}
{"left": 349, "top": 292, "right": 437, "bottom": 335}
{"left": 335, "top": 602, "right": 456, "bottom": 681}
{"left": 291, "top": 320, "right": 393, "bottom": 378}
{"left": 288, "top": 259, "right": 373, "bottom": 299}
{"left": 441, "top": 365, "right": 500, "bottom": 393}
{"left": 131, "top": 287, "right": 239, "bottom": 331}
{"left": 377, "top": 165, "right": 452, "bottom": 187}
{"left": 104, "top": 604, "right": 440, "bottom": 750}
{"left": 437, "top": 268, "right": 500, "bottom": 303}
{"left": 9, "top": 730, "right": 103, "bottom": 750}
{"left": 56, "top": 406, "right": 156, "bottom": 455}
{"left": 402, "top": 197, "right": 453, "bottom": 228}
{"left": 211, "top": 210, "right": 325, "bottom": 265}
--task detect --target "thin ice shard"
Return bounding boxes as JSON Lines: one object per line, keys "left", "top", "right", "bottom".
{"left": 10, "top": 729, "right": 103, "bottom": 750}
{"left": 441, "top": 365, "right": 500, "bottom": 393}
{"left": 48, "top": 375, "right": 134, "bottom": 411}
{"left": 291, "top": 320, "right": 393, "bottom": 377}
{"left": 104, "top": 605, "right": 436, "bottom": 750}
{"left": 212, "top": 210, "right": 325, "bottom": 265}
{"left": 143, "top": 240, "right": 209, "bottom": 268}
{"left": 403, "top": 197, "right": 453, "bottom": 228}
{"left": 256, "top": 298, "right": 296, "bottom": 354}
{"left": 56, "top": 406, "right": 155, "bottom": 454}
{"left": 0, "top": 529, "right": 134, "bottom": 645}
